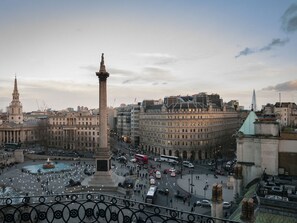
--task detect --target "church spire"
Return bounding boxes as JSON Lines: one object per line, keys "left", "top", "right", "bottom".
{"left": 8, "top": 76, "right": 23, "bottom": 124}
{"left": 12, "top": 75, "right": 19, "bottom": 101}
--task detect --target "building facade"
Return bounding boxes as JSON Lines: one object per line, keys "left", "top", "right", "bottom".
{"left": 116, "top": 105, "right": 133, "bottom": 142}
{"left": 47, "top": 110, "right": 100, "bottom": 151}
{"left": 0, "top": 77, "right": 37, "bottom": 147}
{"left": 236, "top": 111, "right": 297, "bottom": 186}
{"left": 274, "top": 102, "right": 297, "bottom": 127}
{"left": 139, "top": 93, "right": 240, "bottom": 161}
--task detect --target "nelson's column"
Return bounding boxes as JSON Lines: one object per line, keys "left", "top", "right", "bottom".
{"left": 82, "top": 54, "right": 123, "bottom": 192}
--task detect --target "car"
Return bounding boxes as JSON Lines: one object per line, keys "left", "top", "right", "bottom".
{"left": 174, "top": 193, "right": 187, "bottom": 200}
{"left": 195, "top": 199, "right": 212, "bottom": 207}
{"left": 116, "top": 156, "right": 127, "bottom": 163}
{"left": 169, "top": 168, "right": 176, "bottom": 172}
{"left": 155, "top": 171, "right": 161, "bottom": 179}
{"left": 183, "top": 161, "right": 190, "bottom": 165}
{"left": 169, "top": 160, "right": 179, "bottom": 165}
{"left": 149, "top": 178, "right": 156, "bottom": 185}
{"left": 130, "top": 158, "right": 136, "bottom": 163}
{"left": 215, "top": 169, "right": 225, "bottom": 175}
{"left": 158, "top": 188, "right": 169, "bottom": 195}
{"left": 163, "top": 169, "right": 169, "bottom": 174}
{"left": 175, "top": 169, "right": 181, "bottom": 174}
{"left": 155, "top": 158, "right": 162, "bottom": 162}
{"left": 183, "top": 162, "right": 194, "bottom": 168}
{"left": 223, "top": 201, "right": 232, "bottom": 209}
{"left": 208, "top": 160, "right": 215, "bottom": 166}
{"left": 170, "top": 171, "right": 176, "bottom": 177}
{"left": 122, "top": 178, "right": 135, "bottom": 189}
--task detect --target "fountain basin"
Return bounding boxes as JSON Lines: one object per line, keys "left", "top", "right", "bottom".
{"left": 22, "top": 162, "right": 72, "bottom": 174}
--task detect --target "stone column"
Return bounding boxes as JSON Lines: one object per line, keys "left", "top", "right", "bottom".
{"left": 233, "top": 164, "right": 243, "bottom": 202}
{"left": 211, "top": 183, "right": 223, "bottom": 222}
{"left": 240, "top": 198, "right": 255, "bottom": 222}
{"left": 82, "top": 53, "right": 123, "bottom": 192}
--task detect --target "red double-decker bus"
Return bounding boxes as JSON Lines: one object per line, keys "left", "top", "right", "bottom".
{"left": 134, "top": 154, "right": 148, "bottom": 164}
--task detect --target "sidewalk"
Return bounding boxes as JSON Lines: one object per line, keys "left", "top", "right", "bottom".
{"left": 177, "top": 173, "right": 234, "bottom": 202}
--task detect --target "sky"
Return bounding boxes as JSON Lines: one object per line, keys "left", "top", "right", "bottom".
{"left": 0, "top": 0, "right": 297, "bottom": 112}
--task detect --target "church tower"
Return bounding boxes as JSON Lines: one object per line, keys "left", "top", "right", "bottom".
{"left": 8, "top": 76, "right": 23, "bottom": 124}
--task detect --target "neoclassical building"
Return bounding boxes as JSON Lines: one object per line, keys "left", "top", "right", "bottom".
{"left": 0, "top": 78, "right": 104, "bottom": 152}
{"left": 139, "top": 94, "right": 240, "bottom": 161}
{"left": 0, "top": 77, "right": 37, "bottom": 147}
{"left": 47, "top": 110, "right": 101, "bottom": 151}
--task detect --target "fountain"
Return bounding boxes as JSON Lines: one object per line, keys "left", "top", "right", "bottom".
{"left": 42, "top": 158, "right": 55, "bottom": 169}
{"left": 22, "top": 160, "right": 72, "bottom": 174}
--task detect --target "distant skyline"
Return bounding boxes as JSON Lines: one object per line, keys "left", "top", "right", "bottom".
{"left": 1, "top": 0, "right": 297, "bottom": 112}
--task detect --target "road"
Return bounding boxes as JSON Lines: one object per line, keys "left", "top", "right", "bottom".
{"left": 112, "top": 139, "right": 218, "bottom": 215}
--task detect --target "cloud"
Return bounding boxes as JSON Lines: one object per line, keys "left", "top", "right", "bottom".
{"left": 262, "top": 80, "right": 297, "bottom": 91}
{"left": 259, "top": 38, "right": 289, "bottom": 52}
{"left": 235, "top": 38, "right": 289, "bottom": 58}
{"left": 121, "top": 66, "right": 174, "bottom": 85}
{"left": 108, "top": 68, "right": 134, "bottom": 75}
{"left": 235, "top": 4, "right": 297, "bottom": 59}
{"left": 136, "top": 53, "right": 177, "bottom": 65}
{"left": 80, "top": 65, "right": 98, "bottom": 72}
{"left": 235, "top": 48, "right": 255, "bottom": 58}
{"left": 281, "top": 4, "right": 297, "bottom": 33}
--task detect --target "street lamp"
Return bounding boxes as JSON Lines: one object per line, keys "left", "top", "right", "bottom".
{"left": 188, "top": 178, "right": 190, "bottom": 194}
{"left": 204, "top": 186, "right": 207, "bottom": 198}
{"left": 179, "top": 157, "right": 183, "bottom": 179}
{"left": 190, "top": 170, "right": 194, "bottom": 194}
{"left": 166, "top": 188, "right": 169, "bottom": 205}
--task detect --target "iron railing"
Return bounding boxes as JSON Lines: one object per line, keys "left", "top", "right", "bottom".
{"left": 0, "top": 193, "right": 239, "bottom": 223}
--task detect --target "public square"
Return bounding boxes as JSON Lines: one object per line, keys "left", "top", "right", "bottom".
{"left": 0, "top": 153, "right": 235, "bottom": 217}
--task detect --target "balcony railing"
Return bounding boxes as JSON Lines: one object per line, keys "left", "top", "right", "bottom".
{"left": 0, "top": 193, "right": 239, "bottom": 223}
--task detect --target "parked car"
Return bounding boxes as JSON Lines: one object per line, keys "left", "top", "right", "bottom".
{"left": 195, "top": 199, "right": 212, "bottom": 207}
{"left": 223, "top": 201, "right": 232, "bottom": 209}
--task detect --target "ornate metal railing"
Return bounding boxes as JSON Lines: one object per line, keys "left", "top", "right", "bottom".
{"left": 0, "top": 193, "right": 239, "bottom": 223}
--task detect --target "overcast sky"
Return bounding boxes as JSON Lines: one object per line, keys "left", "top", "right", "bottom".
{"left": 1, "top": 0, "right": 297, "bottom": 112}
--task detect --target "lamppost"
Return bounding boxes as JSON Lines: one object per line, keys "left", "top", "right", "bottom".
{"left": 166, "top": 188, "right": 169, "bottom": 205}
{"left": 188, "top": 178, "right": 190, "bottom": 194}
{"left": 190, "top": 170, "right": 194, "bottom": 194}
{"left": 179, "top": 157, "right": 183, "bottom": 179}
